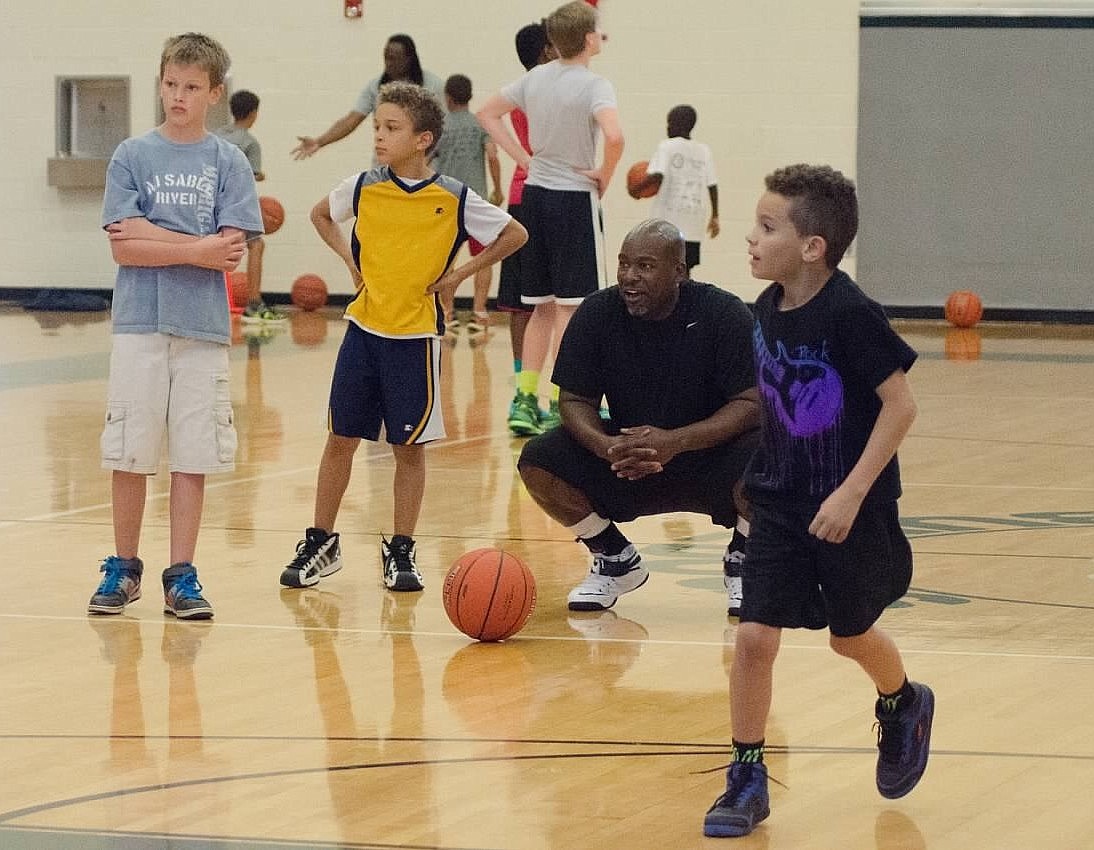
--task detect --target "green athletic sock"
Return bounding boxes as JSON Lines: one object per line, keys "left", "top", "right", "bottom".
{"left": 732, "top": 739, "right": 765, "bottom": 764}
{"left": 514, "top": 358, "right": 522, "bottom": 374}
{"left": 518, "top": 369, "right": 539, "bottom": 396}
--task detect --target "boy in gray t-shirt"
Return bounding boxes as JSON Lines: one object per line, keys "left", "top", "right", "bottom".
{"left": 431, "top": 74, "right": 503, "bottom": 335}
{"left": 90, "top": 33, "right": 262, "bottom": 622}
{"left": 477, "top": 1, "right": 624, "bottom": 435}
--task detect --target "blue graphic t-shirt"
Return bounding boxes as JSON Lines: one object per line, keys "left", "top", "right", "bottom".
{"left": 747, "top": 270, "right": 917, "bottom": 503}
{"left": 102, "top": 130, "right": 262, "bottom": 344}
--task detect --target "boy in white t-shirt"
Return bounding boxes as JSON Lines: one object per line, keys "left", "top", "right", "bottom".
{"left": 634, "top": 105, "right": 719, "bottom": 273}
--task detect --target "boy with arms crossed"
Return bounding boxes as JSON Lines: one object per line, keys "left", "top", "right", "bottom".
{"left": 89, "top": 32, "right": 262, "bottom": 620}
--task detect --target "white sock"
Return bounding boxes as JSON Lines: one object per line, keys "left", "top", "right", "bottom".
{"left": 567, "top": 513, "right": 611, "bottom": 541}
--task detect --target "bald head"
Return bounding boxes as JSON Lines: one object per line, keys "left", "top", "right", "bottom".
{"left": 625, "top": 219, "right": 686, "bottom": 265}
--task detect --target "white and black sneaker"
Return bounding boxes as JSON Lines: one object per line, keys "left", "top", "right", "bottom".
{"left": 381, "top": 535, "right": 425, "bottom": 592}
{"left": 723, "top": 540, "right": 745, "bottom": 617}
{"left": 566, "top": 545, "right": 649, "bottom": 611}
{"left": 280, "top": 528, "right": 342, "bottom": 588}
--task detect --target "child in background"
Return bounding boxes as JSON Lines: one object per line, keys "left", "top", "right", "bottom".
{"left": 631, "top": 104, "right": 719, "bottom": 274}
{"left": 215, "top": 89, "right": 283, "bottom": 323}
{"left": 431, "top": 73, "right": 504, "bottom": 339}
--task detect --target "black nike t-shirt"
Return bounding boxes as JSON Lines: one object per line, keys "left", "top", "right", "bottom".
{"left": 747, "top": 270, "right": 917, "bottom": 504}
{"left": 552, "top": 280, "right": 755, "bottom": 432}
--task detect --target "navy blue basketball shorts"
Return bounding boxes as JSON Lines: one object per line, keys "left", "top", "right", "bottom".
{"left": 327, "top": 323, "right": 445, "bottom": 444}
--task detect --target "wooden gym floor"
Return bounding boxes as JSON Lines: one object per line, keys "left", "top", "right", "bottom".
{"left": 0, "top": 303, "right": 1091, "bottom": 849}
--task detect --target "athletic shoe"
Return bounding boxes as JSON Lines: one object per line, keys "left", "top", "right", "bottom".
{"left": 703, "top": 762, "right": 771, "bottom": 838}
{"left": 88, "top": 556, "right": 143, "bottom": 615}
{"left": 723, "top": 539, "right": 745, "bottom": 617}
{"left": 539, "top": 399, "right": 561, "bottom": 431}
{"left": 381, "top": 535, "right": 425, "bottom": 592}
{"left": 241, "top": 303, "right": 287, "bottom": 324}
{"left": 566, "top": 545, "right": 649, "bottom": 611}
{"left": 162, "top": 563, "right": 214, "bottom": 620}
{"left": 508, "top": 391, "right": 543, "bottom": 437}
{"left": 875, "top": 682, "right": 935, "bottom": 799}
{"left": 280, "top": 528, "right": 343, "bottom": 588}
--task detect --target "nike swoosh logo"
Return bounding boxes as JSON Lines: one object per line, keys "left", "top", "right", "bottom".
{"left": 685, "top": 322, "right": 698, "bottom": 329}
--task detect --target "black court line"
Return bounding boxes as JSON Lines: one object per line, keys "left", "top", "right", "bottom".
{"left": 2, "top": 743, "right": 1092, "bottom": 828}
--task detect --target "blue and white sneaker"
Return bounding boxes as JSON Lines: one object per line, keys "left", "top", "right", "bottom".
{"left": 88, "top": 556, "right": 143, "bottom": 615}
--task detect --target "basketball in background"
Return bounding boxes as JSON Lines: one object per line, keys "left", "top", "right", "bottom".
{"left": 443, "top": 549, "right": 536, "bottom": 642}
{"left": 291, "top": 274, "right": 328, "bottom": 311}
{"left": 626, "top": 160, "right": 658, "bottom": 199}
{"left": 227, "top": 270, "right": 249, "bottom": 312}
{"left": 259, "top": 196, "right": 284, "bottom": 235}
{"left": 944, "top": 290, "right": 983, "bottom": 328}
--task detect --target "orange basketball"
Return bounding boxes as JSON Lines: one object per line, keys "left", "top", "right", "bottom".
{"left": 944, "top": 290, "right": 983, "bottom": 328}
{"left": 228, "top": 270, "right": 249, "bottom": 310}
{"left": 259, "top": 196, "right": 284, "bottom": 234}
{"left": 626, "top": 160, "right": 657, "bottom": 199}
{"left": 443, "top": 548, "right": 536, "bottom": 642}
{"left": 291, "top": 274, "right": 328, "bottom": 311}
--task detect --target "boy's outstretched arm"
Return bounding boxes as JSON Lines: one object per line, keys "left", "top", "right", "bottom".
{"left": 310, "top": 196, "right": 362, "bottom": 290}
{"left": 477, "top": 95, "right": 530, "bottom": 172}
{"left": 808, "top": 369, "right": 917, "bottom": 543}
{"left": 427, "top": 218, "right": 527, "bottom": 298}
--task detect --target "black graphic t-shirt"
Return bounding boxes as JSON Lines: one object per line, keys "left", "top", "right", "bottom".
{"left": 747, "top": 270, "right": 917, "bottom": 504}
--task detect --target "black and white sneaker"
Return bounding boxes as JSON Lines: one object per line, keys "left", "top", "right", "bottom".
{"left": 280, "top": 528, "right": 342, "bottom": 588}
{"left": 566, "top": 545, "right": 649, "bottom": 611}
{"left": 723, "top": 539, "right": 745, "bottom": 617}
{"left": 381, "top": 535, "right": 425, "bottom": 592}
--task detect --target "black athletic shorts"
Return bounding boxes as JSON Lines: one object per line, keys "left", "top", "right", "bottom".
{"left": 519, "top": 185, "right": 606, "bottom": 305}
{"left": 739, "top": 498, "right": 913, "bottom": 638}
{"left": 518, "top": 423, "right": 758, "bottom": 527}
{"left": 496, "top": 203, "right": 533, "bottom": 314}
{"left": 685, "top": 240, "right": 700, "bottom": 271}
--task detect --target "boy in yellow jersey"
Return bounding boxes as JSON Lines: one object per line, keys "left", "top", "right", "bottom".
{"left": 280, "top": 82, "right": 527, "bottom": 591}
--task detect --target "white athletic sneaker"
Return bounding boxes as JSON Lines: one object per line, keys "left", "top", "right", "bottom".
{"left": 724, "top": 542, "right": 745, "bottom": 617}
{"left": 566, "top": 545, "right": 649, "bottom": 611}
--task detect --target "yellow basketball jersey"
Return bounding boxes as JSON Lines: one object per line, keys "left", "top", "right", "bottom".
{"left": 346, "top": 169, "right": 465, "bottom": 337}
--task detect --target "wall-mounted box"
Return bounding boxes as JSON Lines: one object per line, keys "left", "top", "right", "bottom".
{"left": 48, "top": 76, "right": 130, "bottom": 189}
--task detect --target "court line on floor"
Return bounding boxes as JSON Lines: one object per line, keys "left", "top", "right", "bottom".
{"left": 1, "top": 612, "right": 1092, "bottom": 662}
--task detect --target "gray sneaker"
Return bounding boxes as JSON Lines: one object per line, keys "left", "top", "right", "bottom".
{"left": 162, "top": 563, "right": 213, "bottom": 620}
{"left": 88, "top": 556, "right": 143, "bottom": 615}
